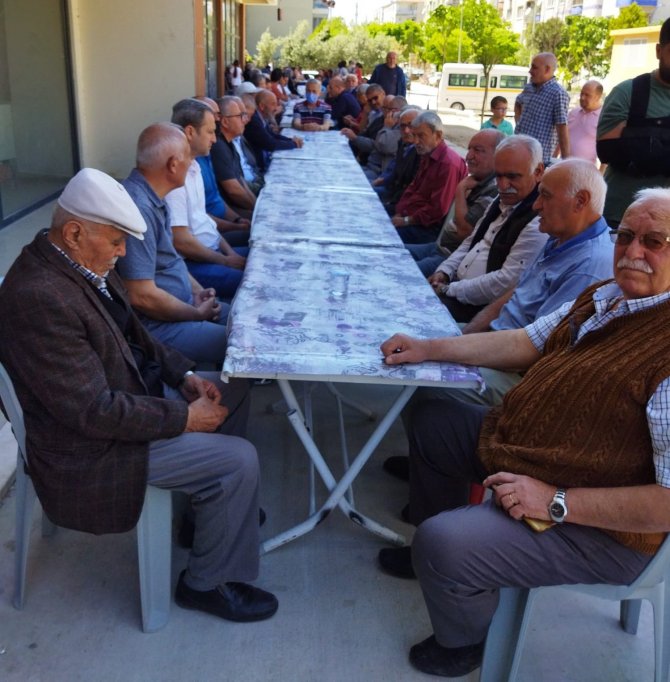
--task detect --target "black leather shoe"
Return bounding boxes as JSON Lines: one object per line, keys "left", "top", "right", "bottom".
{"left": 175, "top": 571, "right": 278, "bottom": 622}
{"left": 400, "top": 503, "right": 411, "bottom": 524}
{"left": 378, "top": 546, "right": 416, "bottom": 579}
{"left": 409, "top": 635, "right": 484, "bottom": 677}
{"left": 178, "top": 508, "right": 266, "bottom": 549}
{"left": 383, "top": 455, "right": 409, "bottom": 481}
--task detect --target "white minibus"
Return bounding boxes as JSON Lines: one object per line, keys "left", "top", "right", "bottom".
{"left": 436, "top": 63, "right": 529, "bottom": 113}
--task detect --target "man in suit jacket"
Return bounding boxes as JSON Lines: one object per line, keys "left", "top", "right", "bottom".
{"left": 244, "top": 90, "right": 303, "bottom": 172}
{"left": 0, "top": 168, "right": 278, "bottom": 624}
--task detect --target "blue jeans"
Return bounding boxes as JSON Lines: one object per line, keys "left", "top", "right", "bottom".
{"left": 406, "top": 242, "right": 444, "bottom": 277}
{"left": 186, "top": 247, "right": 249, "bottom": 302}
{"left": 396, "top": 223, "right": 441, "bottom": 245}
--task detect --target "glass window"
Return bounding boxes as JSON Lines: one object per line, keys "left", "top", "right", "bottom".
{"left": 0, "top": 0, "right": 76, "bottom": 226}
{"left": 448, "top": 73, "right": 478, "bottom": 87}
{"left": 500, "top": 75, "right": 528, "bottom": 89}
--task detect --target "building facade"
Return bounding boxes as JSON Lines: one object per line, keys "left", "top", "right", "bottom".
{"left": 0, "top": 0, "right": 267, "bottom": 228}
{"left": 377, "top": 0, "right": 426, "bottom": 22}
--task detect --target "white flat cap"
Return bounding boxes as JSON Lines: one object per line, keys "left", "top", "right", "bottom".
{"left": 57, "top": 168, "right": 147, "bottom": 240}
{"left": 236, "top": 82, "right": 260, "bottom": 95}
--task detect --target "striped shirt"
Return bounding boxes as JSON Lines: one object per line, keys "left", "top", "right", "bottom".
{"left": 293, "top": 99, "right": 332, "bottom": 127}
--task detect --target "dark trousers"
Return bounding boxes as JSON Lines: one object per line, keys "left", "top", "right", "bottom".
{"left": 407, "top": 396, "right": 652, "bottom": 648}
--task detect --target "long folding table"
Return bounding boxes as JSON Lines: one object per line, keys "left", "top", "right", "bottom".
{"left": 223, "top": 132, "right": 482, "bottom": 552}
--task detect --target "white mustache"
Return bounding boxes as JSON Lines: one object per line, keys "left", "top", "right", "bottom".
{"left": 617, "top": 256, "right": 653, "bottom": 274}
{"left": 499, "top": 189, "right": 518, "bottom": 196}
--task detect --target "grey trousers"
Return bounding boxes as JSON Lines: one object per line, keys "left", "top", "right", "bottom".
{"left": 147, "top": 373, "right": 259, "bottom": 591}
{"left": 408, "top": 397, "right": 653, "bottom": 648}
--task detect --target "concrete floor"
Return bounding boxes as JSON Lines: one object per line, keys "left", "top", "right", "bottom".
{"left": 0, "top": 379, "right": 658, "bottom": 682}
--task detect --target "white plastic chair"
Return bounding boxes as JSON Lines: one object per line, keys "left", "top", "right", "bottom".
{"left": 480, "top": 535, "right": 670, "bottom": 681}
{"left": 0, "top": 362, "right": 173, "bottom": 633}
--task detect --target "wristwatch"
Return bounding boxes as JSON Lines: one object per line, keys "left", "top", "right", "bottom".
{"left": 403, "top": 215, "right": 410, "bottom": 225}
{"left": 180, "top": 370, "right": 195, "bottom": 385}
{"left": 548, "top": 488, "right": 568, "bottom": 523}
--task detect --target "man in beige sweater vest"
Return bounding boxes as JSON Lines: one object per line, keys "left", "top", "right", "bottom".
{"left": 377, "top": 187, "right": 670, "bottom": 678}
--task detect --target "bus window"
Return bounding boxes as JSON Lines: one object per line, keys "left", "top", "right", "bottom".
{"left": 490, "top": 76, "right": 497, "bottom": 88}
{"left": 500, "top": 75, "right": 527, "bottom": 89}
{"left": 448, "top": 73, "right": 478, "bottom": 87}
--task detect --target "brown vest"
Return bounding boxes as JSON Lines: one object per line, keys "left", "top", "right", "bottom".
{"left": 478, "top": 282, "right": 670, "bottom": 554}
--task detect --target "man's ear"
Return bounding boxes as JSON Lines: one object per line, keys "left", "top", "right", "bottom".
{"left": 574, "top": 189, "right": 589, "bottom": 211}
{"left": 61, "top": 220, "right": 85, "bottom": 250}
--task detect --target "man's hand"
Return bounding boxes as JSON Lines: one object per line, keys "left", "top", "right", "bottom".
{"left": 428, "top": 271, "right": 449, "bottom": 292}
{"left": 372, "top": 177, "right": 384, "bottom": 187}
{"left": 380, "top": 333, "right": 429, "bottom": 365}
{"left": 303, "top": 122, "right": 319, "bottom": 132}
{"left": 195, "top": 295, "right": 221, "bottom": 322}
{"left": 484, "top": 472, "right": 556, "bottom": 522}
{"left": 340, "top": 128, "right": 356, "bottom": 141}
{"left": 179, "top": 372, "right": 222, "bottom": 404}
{"left": 185, "top": 396, "right": 229, "bottom": 433}
{"left": 222, "top": 253, "right": 246, "bottom": 270}
{"left": 294, "top": 136, "right": 304, "bottom": 148}
{"left": 459, "top": 175, "right": 479, "bottom": 194}
{"left": 193, "top": 288, "right": 216, "bottom": 306}
{"left": 391, "top": 214, "right": 409, "bottom": 227}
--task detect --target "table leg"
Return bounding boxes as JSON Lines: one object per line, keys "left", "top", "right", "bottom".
{"left": 262, "top": 381, "right": 414, "bottom": 554}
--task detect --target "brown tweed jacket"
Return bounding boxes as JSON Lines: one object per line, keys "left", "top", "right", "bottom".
{"left": 0, "top": 231, "right": 194, "bottom": 533}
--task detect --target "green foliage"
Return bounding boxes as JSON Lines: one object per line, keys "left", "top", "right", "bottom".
{"left": 254, "top": 30, "right": 279, "bottom": 67}
{"left": 530, "top": 18, "right": 567, "bottom": 54}
{"left": 557, "top": 15, "right": 611, "bottom": 85}
{"left": 605, "top": 3, "right": 649, "bottom": 58}
{"left": 277, "top": 21, "right": 392, "bottom": 71}
{"left": 310, "top": 17, "right": 349, "bottom": 41}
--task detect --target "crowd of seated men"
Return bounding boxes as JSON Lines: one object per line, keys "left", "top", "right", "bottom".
{"left": 5, "top": 39, "right": 670, "bottom": 679}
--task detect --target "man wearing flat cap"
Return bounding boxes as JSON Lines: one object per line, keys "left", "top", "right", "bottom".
{"left": 0, "top": 168, "right": 278, "bottom": 624}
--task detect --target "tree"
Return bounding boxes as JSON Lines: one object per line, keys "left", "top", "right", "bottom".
{"left": 254, "top": 30, "right": 279, "bottom": 68}
{"left": 310, "top": 17, "right": 349, "bottom": 41}
{"left": 557, "top": 15, "right": 611, "bottom": 86}
{"left": 605, "top": 4, "right": 649, "bottom": 60}
{"left": 530, "top": 18, "right": 567, "bottom": 54}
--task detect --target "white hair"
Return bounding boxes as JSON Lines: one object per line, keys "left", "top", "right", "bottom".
{"left": 546, "top": 158, "right": 607, "bottom": 214}
{"left": 495, "top": 134, "right": 543, "bottom": 174}
{"left": 627, "top": 188, "right": 670, "bottom": 226}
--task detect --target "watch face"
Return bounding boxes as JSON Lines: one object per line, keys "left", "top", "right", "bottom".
{"left": 550, "top": 502, "right": 564, "bottom": 517}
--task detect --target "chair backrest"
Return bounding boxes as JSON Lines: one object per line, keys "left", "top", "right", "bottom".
{"left": 0, "top": 362, "right": 27, "bottom": 456}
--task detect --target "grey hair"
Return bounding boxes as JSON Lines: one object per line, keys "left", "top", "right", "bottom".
{"left": 391, "top": 96, "right": 408, "bottom": 109}
{"left": 495, "top": 134, "right": 543, "bottom": 174}
{"left": 217, "top": 95, "right": 241, "bottom": 117}
{"left": 411, "top": 110, "right": 444, "bottom": 134}
{"left": 625, "top": 188, "right": 670, "bottom": 226}
{"left": 367, "top": 83, "right": 385, "bottom": 97}
{"left": 399, "top": 105, "right": 422, "bottom": 116}
{"left": 136, "top": 122, "right": 188, "bottom": 170}
{"left": 171, "top": 98, "right": 211, "bottom": 129}
{"left": 306, "top": 78, "right": 321, "bottom": 90}
{"left": 546, "top": 158, "right": 606, "bottom": 214}
{"left": 356, "top": 83, "right": 369, "bottom": 96}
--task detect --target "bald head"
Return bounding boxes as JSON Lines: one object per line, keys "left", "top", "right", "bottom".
{"left": 579, "top": 80, "right": 603, "bottom": 112}
{"left": 328, "top": 76, "right": 346, "bottom": 98}
{"left": 136, "top": 123, "right": 189, "bottom": 171}
{"left": 256, "top": 89, "right": 278, "bottom": 117}
{"left": 530, "top": 52, "right": 557, "bottom": 85}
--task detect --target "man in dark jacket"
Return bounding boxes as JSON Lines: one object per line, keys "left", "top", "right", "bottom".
{"left": 0, "top": 168, "right": 278, "bottom": 624}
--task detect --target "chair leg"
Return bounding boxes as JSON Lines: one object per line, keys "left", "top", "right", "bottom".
{"left": 480, "top": 587, "right": 533, "bottom": 682}
{"left": 136, "top": 486, "right": 172, "bottom": 633}
{"left": 653, "top": 583, "right": 670, "bottom": 682}
{"left": 13, "top": 455, "right": 38, "bottom": 609}
{"left": 620, "top": 598, "right": 642, "bottom": 635}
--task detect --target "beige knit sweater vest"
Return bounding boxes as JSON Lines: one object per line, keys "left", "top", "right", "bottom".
{"left": 478, "top": 282, "right": 670, "bottom": 554}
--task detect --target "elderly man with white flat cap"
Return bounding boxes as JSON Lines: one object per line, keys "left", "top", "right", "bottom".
{"left": 0, "top": 168, "right": 278, "bottom": 624}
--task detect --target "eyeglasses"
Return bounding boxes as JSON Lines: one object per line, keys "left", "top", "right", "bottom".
{"left": 367, "top": 96, "right": 381, "bottom": 103}
{"left": 609, "top": 228, "right": 670, "bottom": 252}
{"left": 399, "top": 123, "right": 414, "bottom": 130}
{"left": 223, "top": 113, "right": 245, "bottom": 119}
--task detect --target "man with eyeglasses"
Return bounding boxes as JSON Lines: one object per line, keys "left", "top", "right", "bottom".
{"left": 377, "top": 186, "right": 670, "bottom": 678}
{"left": 340, "top": 87, "right": 387, "bottom": 159}
{"left": 210, "top": 96, "right": 258, "bottom": 212}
